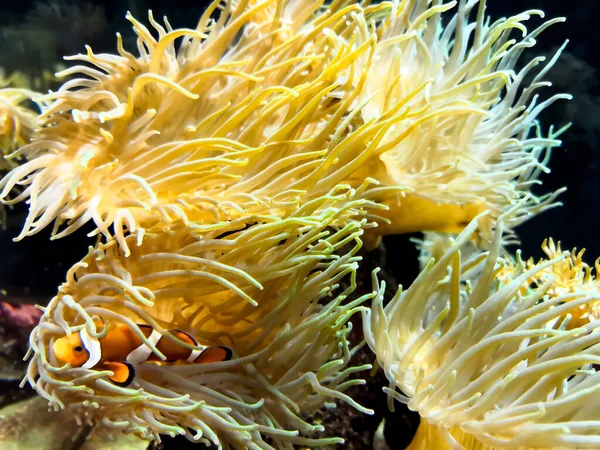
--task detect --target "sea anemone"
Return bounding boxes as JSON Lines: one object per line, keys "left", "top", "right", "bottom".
{"left": 513, "top": 239, "right": 600, "bottom": 328}
{"left": 0, "top": 0, "right": 394, "bottom": 253}
{"left": 346, "top": 0, "right": 571, "bottom": 248}
{"left": 411, "top": 230, "right": 480, "bottom": 271}
{"left": 0, "top": 79, "right": 39, "bottom": 227}
{"left": 25, "top": 192, "right": 375, "bottom": 448}
{"left": 363, "top": 212, "right": 600, "bottom": 449}
{"left": 1, "top": 0, "right": 570, "bottom": 254}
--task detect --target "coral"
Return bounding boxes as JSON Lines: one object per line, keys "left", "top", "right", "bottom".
{"left": 25, "top": 192, "right": 375, "bottom": 448}
{"left": 0, "top": 302, "right": 43, "bottom": 329}
{"left": 363, "top": 212, "right": 600, "bottom": 449}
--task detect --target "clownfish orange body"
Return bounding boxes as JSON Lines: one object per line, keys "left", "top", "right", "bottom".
{"left": 52, "top": 321, "right": 232, "bottom": 386}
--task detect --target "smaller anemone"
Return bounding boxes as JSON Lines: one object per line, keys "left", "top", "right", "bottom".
{"left": 509, "top": 239, "right": 600, "bottom": 328}
{"left": 411, "top": 230, "right": 481, "bottom": 271}
{"left": 0, "top": 79, "right": 39, "bottom": 227}
{"left": 0, "top": 85, "right": 39, "bottom": 169}
{"left": 363, "top": 211, "right": 600, "bottom": 449}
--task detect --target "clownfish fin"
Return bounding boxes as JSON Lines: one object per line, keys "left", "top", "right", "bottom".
{"left": 195, "top": 346, "right": 233, "bottom": 364}
{"left": 99, "top": 361, "right": 135, "bottom": 387}
{"left": 171, "top": 329, "right": 197, "bottom": 346}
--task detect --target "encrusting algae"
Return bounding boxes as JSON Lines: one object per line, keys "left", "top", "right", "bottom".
{"left": 363, "top": 210, "right": 600, "bottom": 449}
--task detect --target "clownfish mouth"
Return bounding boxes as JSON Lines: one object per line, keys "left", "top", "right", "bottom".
{"left": 52, "top": 338, "right": 79, "bottom": 366}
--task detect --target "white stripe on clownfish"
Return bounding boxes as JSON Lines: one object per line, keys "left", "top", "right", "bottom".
{"left": 80, "top": 328, "right": 102, "bottom": 369}
{"left": 126, "top": 329, "right": 163, "bottom": 365}
{"left": 187, "top": 346, "right": 206, "bottom": 362}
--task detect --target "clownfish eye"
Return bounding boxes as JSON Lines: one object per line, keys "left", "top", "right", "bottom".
{"left": 74, "top": 346, "right": 84, "bottom": 353}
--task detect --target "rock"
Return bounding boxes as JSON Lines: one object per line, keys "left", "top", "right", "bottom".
{"left": 82, "top": 427, "right": 150, "bottom": 450}
{"left": 373, "top": 419, "right": 391, "bottom": 450}
{"left": 0, "top": 396, "right": 83, "bottom": 450}
{"left": 0, "top": 396, "right": 149, "bottom": 450}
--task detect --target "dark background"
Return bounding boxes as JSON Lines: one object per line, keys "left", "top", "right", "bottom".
{"left": 0, "top": 0, "right": 597, "bottom": 321}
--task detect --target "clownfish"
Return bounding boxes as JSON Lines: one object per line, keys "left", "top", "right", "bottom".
{"left": 52, "top": 320, "right": 232, "bottom": 387}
